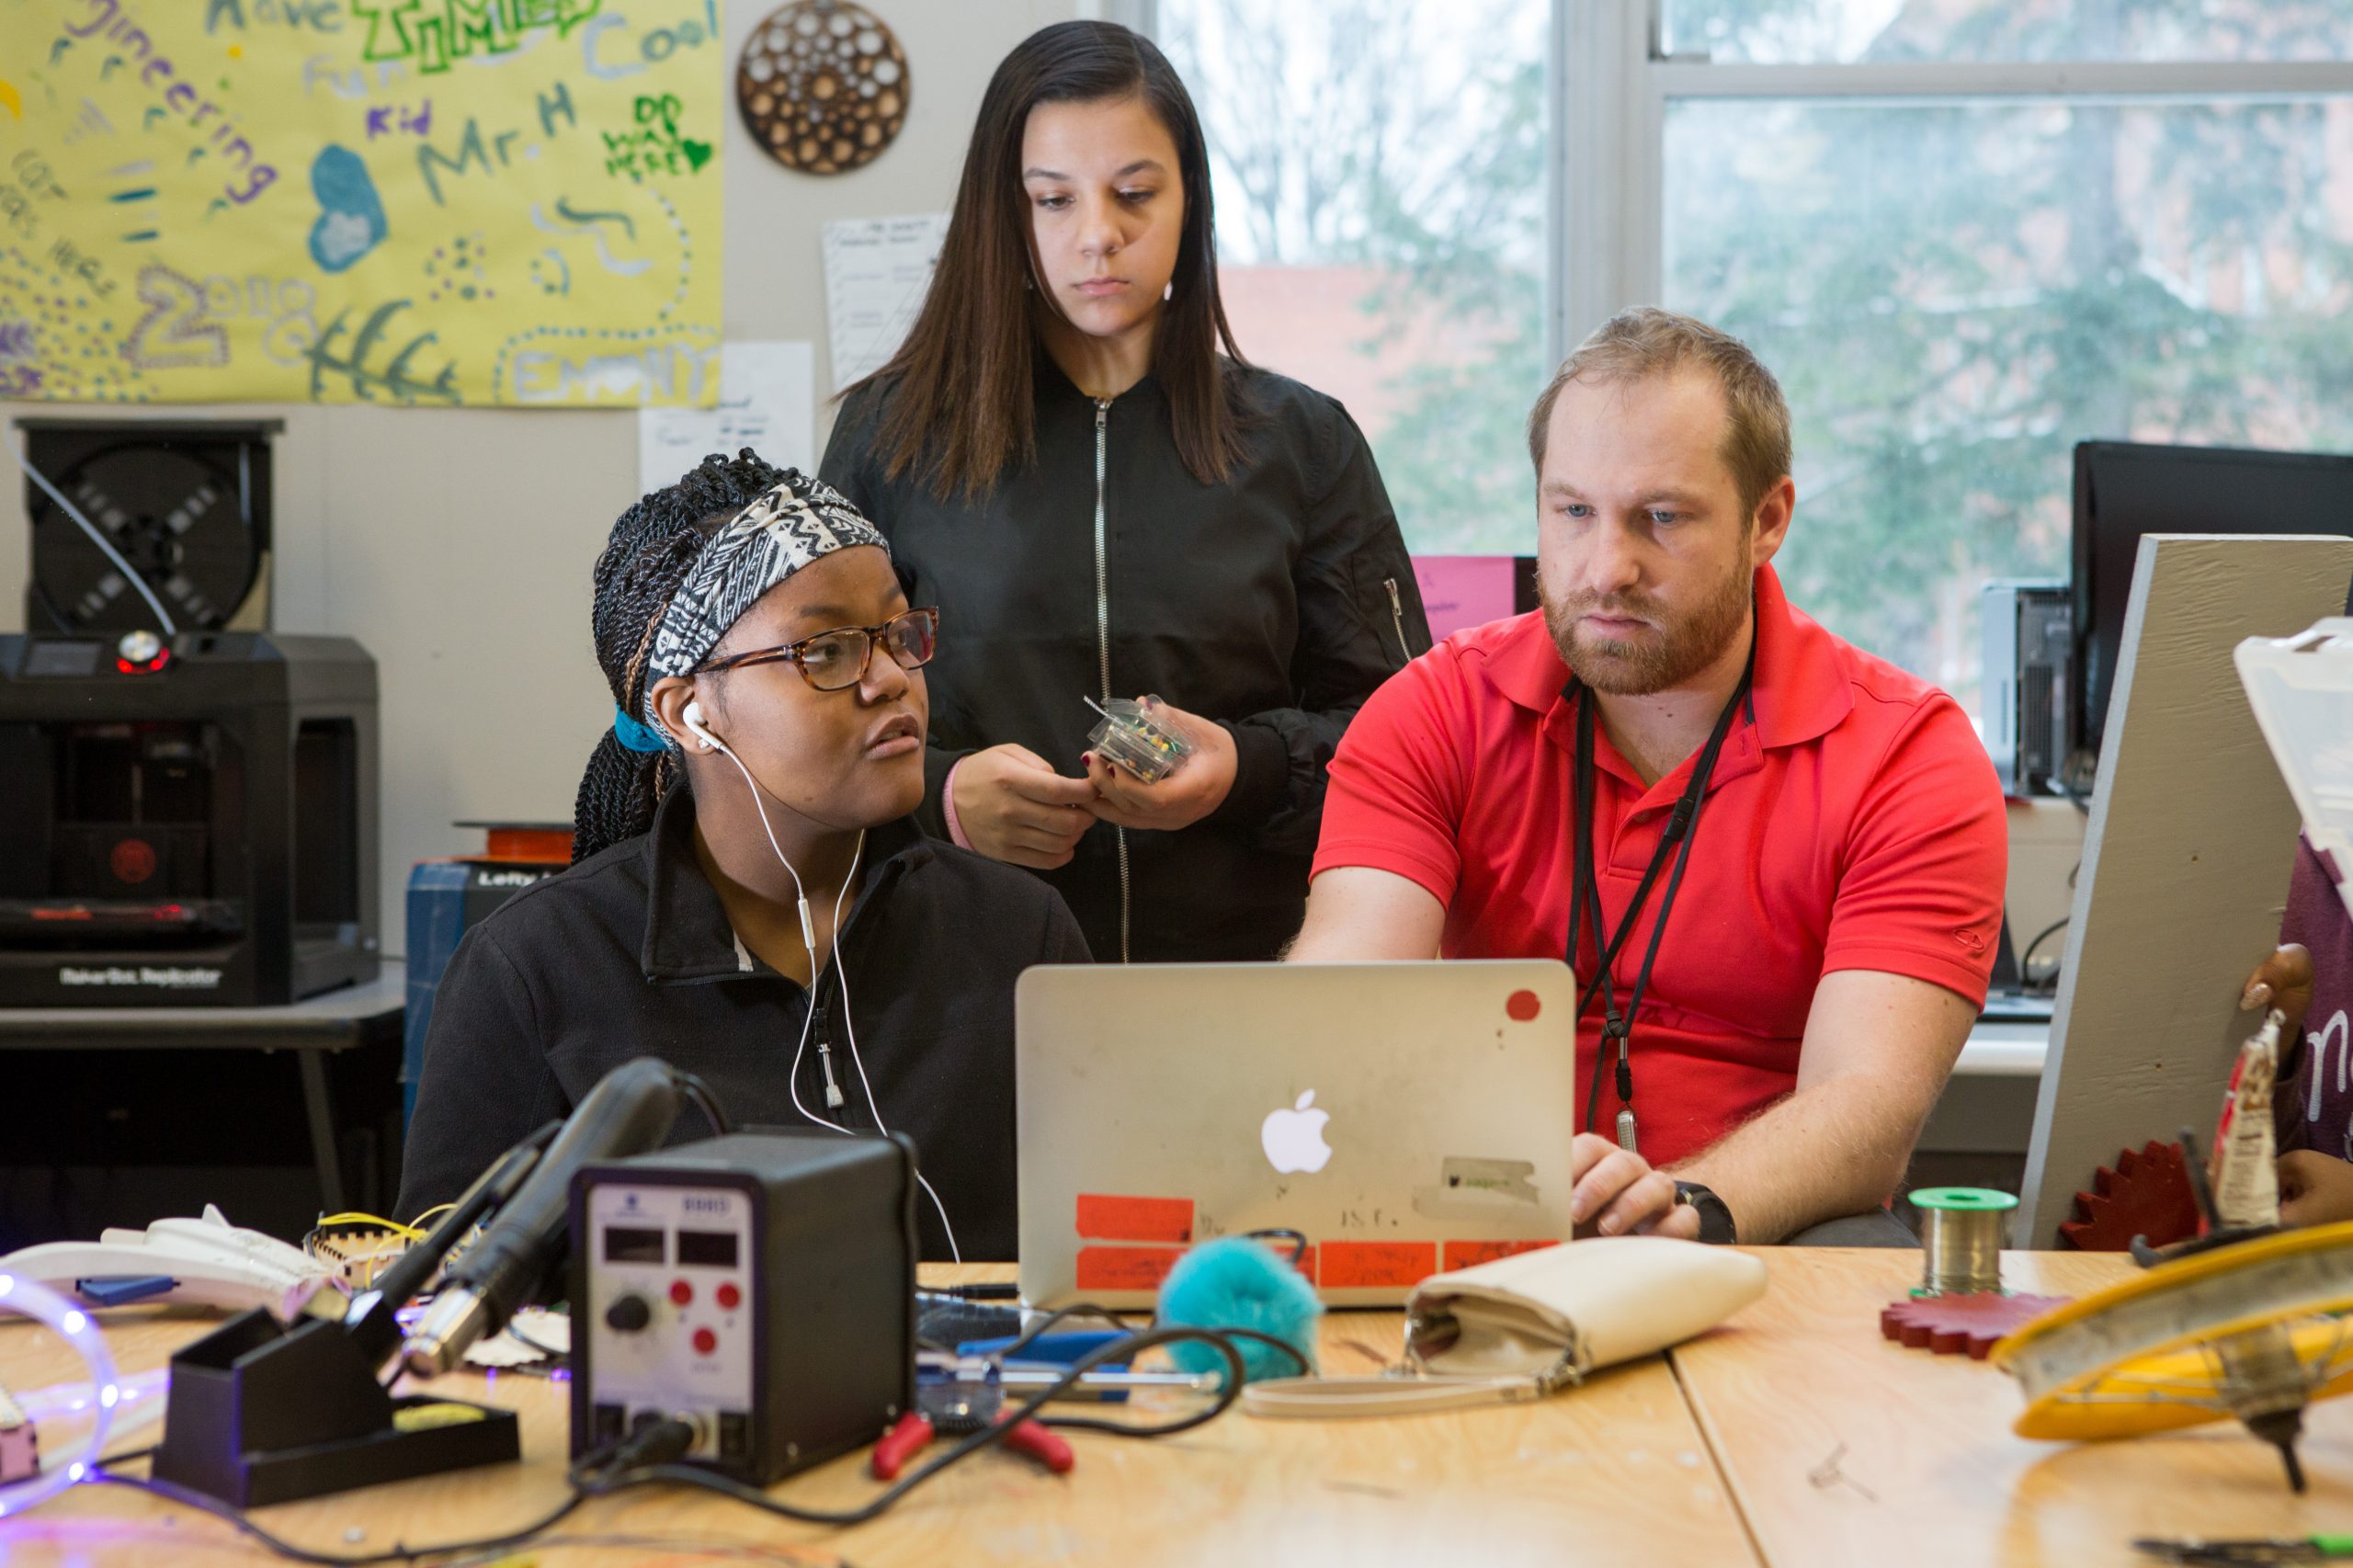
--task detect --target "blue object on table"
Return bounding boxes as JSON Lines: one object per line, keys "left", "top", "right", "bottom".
{"left": 75, "top": 1274, "right": 178, "bottom": 1307}
{"left": 955, "top": 1329, "right": 1127, "bottom": 1364}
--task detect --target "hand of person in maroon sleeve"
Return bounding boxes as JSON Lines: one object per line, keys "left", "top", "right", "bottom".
{"left": 1567, "top": 1132, "right": 1700, "bottom": 1240}
{"left": 952, "top": 744, "right": 1098, "bottom": 869}
{"left": 2279, "top": 1149, "right": 2353, "bottom": 1228}
{"left": 2240, "top": 943, "right": 2315, "bottom": 1038}
{"left": 2247, "top": 943, "right": 2338, "bottom": 1226}
{"left": 1081, "top": 698, "right": 1237, "bottom": 832}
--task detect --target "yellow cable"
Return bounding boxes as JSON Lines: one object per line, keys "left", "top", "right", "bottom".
{"left": 407, "top": 1202, "right": 457, "bottom": 1232}
{"left": 313, "top": 1210, "right": 426, "bottom": 1240}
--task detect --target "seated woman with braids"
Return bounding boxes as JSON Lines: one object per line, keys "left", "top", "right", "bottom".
{"left": 398, "top": 451, "right": 1089, "bottom": 1259}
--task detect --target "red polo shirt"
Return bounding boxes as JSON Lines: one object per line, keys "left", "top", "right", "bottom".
{"left": 1313, "top": 564, "right": 2006, "bottom": 1167}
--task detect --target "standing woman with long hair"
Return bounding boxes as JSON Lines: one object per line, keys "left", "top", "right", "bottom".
{"left": 821, "top": 20, "right": 1429, "bottom": 962}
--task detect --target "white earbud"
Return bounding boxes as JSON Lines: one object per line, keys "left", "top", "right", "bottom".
{"left": 680, "top": 699, "right": 720, "bottom": 752}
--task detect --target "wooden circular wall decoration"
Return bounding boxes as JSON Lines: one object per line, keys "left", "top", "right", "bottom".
{"left": 738, "top": 1, "right": 910, "bottom": 175}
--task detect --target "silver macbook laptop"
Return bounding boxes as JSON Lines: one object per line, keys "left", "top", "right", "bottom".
{"left": 1016, "top": 960, "right": 1581, "bottom": 1308}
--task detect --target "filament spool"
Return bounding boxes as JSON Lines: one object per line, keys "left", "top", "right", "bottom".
{"left": 1913, "top": 1187, "right": 2016, "bottom": 1296}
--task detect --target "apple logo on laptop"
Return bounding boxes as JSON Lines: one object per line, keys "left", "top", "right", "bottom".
{"left": 1261, "top": 1090, "right": 1334, "bottom": 1175}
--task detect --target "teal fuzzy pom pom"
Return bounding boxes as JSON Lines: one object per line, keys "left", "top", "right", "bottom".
{"left": 1156, "top": 1237, "right": 1322, "bottom": 1383}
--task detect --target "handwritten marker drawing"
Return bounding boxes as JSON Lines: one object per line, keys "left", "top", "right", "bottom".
{"left": 13, "top": 0, "right": 718, "bottom": 404}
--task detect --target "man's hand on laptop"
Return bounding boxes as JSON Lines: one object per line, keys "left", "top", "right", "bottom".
{"left": 1569, "top": 1133, "right": 1699, "bottom": 1240}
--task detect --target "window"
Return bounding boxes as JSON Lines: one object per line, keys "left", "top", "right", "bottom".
{"left": 1153, "top": 0, "right": 2353, "bottom": 709}
{"left": 1159, "top": 0, "right": 1553, "bottom": 553}
{"left": 1663, "top": 1, "right": 2353, "bottom": 66}
{"left": 1648, "top": 4, "right": 2353, "bottom": 699}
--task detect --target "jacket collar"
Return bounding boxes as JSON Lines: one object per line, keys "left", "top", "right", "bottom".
{"left": 638, "top": 787, "right": 934, "bottom": 984}
{"left": 1035, "top": 347, "right": 1165, "bottom": 411}
{"left": 1476, "top": 562, "right": 1855, "bottom": 756}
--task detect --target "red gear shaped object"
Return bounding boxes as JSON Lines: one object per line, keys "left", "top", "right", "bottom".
{"left": 1880, "top": 1293, "right": 2073, "bottom": 1358}
{"left": 2058, "top": 1140, "right": 2200, "bottom": 1252}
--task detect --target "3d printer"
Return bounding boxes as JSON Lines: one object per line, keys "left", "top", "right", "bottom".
{"left": 0, "top": 420, "right": 379, "bottom": 1006}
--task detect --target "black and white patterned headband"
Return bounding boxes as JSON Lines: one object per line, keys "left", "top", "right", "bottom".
{"left": 636, "top": 471, "right": 891, "bottom": 743}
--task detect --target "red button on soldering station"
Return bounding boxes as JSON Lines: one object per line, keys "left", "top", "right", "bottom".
{"left": 692, "top": 1327, "right": 718, "bottom": 1356}
{"left": 715, "top": 1282, "right": 741, "bottom": 1311}
{"left": 669, "top": 1279, "right": 693, "bottom": 1306}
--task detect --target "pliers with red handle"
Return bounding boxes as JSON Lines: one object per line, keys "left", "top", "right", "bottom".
{"left": 871, "top": 1355, "right": 1074, "bottom": 1480}
{"left": 870, "top": 1405, "right": 1074, "bottom": 1479}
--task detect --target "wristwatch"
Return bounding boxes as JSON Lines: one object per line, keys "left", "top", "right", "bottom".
{"left": 1672, "top": 1181, "right": 1737, "bottom": 1244}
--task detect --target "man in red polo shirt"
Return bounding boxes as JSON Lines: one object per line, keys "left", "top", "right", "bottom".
{"left": 1291, "top": 307, "right": 2006, "bottom": 1246}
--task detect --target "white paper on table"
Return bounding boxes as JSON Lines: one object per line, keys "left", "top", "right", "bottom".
{"left": 637, "top": 341, "right": 816, "bottom": 493}
{"left": 822, "top": 213, "right": 949, "bottom": 393}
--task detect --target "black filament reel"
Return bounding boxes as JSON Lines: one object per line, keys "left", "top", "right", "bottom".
{"left": 20, "top": 419, "right": 278, "bottom": 634}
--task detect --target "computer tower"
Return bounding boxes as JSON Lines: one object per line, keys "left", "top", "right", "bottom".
{"left": 1983, "top": 580, "right": 2070, "bottom": 798}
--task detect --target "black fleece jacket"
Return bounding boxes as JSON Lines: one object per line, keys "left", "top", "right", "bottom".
{"left": 821, "top": 358, "right": 1431, "bottom": 963}
{"left": 396, "top": 789, "right": 1090, "bottom": 1260}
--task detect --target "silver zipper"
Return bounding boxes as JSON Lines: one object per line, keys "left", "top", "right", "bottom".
{"left": 1385, "top": 576, "right": 1409, "bottom": 665}
{"left": 1093, "top": 398, "right": 1131, "bottom": 963}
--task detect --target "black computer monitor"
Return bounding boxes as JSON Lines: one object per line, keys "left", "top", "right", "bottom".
{"left": 2069, "top": 439, "right": 2353, "bottom": 766}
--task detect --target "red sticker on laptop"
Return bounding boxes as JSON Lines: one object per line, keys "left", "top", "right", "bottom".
{"left": 1075, "top": 1194, "right": 1195, "bottom": 1244}
{"left": 1319, "top": 1240, "right": 1437, "bottom": 1289}
{"left": 1074, "top": 1244, "right": 1184, "bottom": 1291}
{"left": 1443, "top": 1239, "right": 1560, "bottom": 1271}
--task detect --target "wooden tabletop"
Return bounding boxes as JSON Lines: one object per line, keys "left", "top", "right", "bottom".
{"left": 1675, "top": 1248, "right": 2353, "bottom": 1568}
{"left": 18, "top": 1249, "right": 2344, "bottom": 1567}
{"left": 0, "top": 1264, "right": 1756, "bottom": 1568}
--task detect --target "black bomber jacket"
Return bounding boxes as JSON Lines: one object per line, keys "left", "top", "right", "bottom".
{"left": 821, "top": 358, "right": 1432, "bottom": 963}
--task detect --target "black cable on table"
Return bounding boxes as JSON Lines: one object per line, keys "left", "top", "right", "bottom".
{"left": 85, "top": 1319, "right": 1261, "bottom": 1556}
{"left": 575, "top": 1324, "right": 1246, "bottom": 1527}
{"left": 89, "top": 1470, "right": 585, "bottom": 1567}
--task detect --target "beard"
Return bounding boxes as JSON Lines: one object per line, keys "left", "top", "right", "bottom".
{"left": 1540, "top": 541, "right": 1754, "bottom": 697}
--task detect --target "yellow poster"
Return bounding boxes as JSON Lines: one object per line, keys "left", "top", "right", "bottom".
{"left": 0, "top": 0, "right": 723, "bottom": 405}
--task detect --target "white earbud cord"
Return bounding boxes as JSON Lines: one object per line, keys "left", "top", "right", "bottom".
{"left": 832, "top": 887, "right": 961, "bottom": 1263}
{"left": 698, "top": 724, "right": 962, "bottom": 1263}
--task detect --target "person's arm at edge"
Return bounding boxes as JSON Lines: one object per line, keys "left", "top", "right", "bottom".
{"left": 1038, "top": 880, "right": 1094, "bottom": 966}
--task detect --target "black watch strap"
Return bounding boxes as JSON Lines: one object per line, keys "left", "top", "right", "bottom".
{"left": 1673, "top": 1180, "right": 1738, "bottom": 1245}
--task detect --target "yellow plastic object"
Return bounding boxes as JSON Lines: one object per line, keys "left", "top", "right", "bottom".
{"left": 1993, "top": 1220, "right": 2353, "bottom": 1440}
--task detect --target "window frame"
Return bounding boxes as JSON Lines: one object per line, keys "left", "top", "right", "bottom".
{"left": 1564, "top": 0, "right": 2353, "bottom": 342}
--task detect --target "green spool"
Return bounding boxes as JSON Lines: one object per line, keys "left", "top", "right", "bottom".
{"left": 1911, "top": 1187, "right": 2016, "bottom": 1296}
{"left": 1910, "top": 1187, "right": 2018, "bottom": 1213}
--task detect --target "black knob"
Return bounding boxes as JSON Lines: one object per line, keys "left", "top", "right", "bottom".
{"left": 605, "top": 1294, "right": 652, "bottom": 1333}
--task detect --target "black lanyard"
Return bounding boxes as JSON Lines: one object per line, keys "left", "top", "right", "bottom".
{"left": 1565, "top": 646, "right": 1755, "bottom": 1153}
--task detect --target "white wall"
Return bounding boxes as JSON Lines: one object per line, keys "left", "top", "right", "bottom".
{"left": 1, "top": 0, "right": 1083, "bottom": 950}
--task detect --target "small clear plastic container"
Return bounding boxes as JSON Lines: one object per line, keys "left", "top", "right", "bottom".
{"left": 1086, "top": 695, "right": 1194, "bottom": 785}
{"left": 2236, "top": 618, "right": 2353, "bottom": 925}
